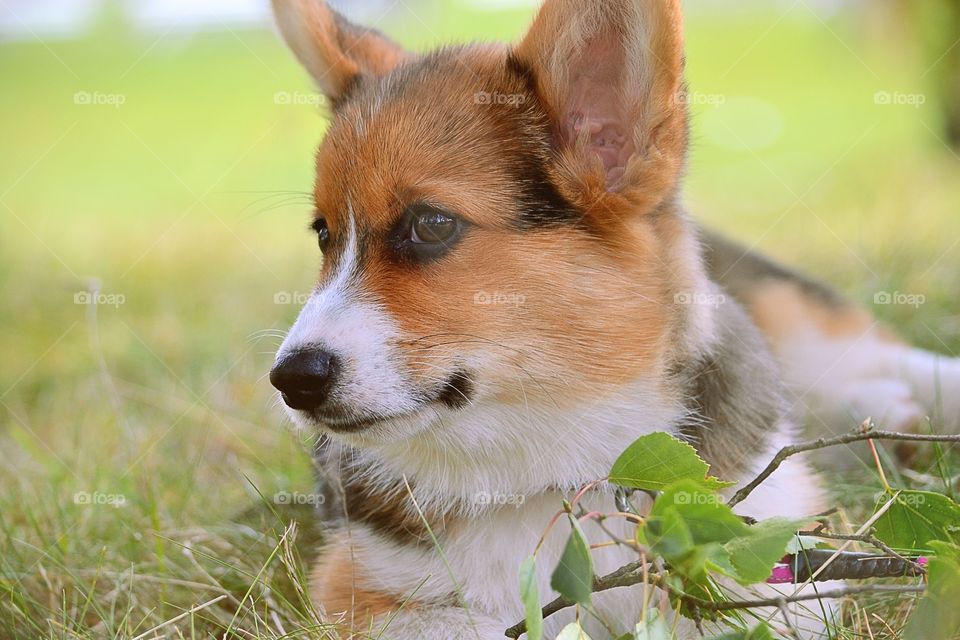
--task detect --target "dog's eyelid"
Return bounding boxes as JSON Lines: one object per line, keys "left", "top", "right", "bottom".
{"left": 406, "top": 201, "right": 453, "bottom": 217}
{"left": 403, "top": 202, "right": 478, "bottom": 231}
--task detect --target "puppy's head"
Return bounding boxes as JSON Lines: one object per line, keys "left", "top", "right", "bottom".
{"left": 270, "top": 0, "right": 698, "bottom": 443}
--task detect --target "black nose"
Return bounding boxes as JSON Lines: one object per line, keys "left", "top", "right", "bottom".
{"left": 270, "top": 349, "right": 338, "bottom": 411}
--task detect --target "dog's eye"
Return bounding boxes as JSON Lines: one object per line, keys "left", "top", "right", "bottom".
{"left": 391, "top": 205, "right": 465, "bottom": 263}
{"left": 411, "top": 210, "right": 458, "bottom": 244}
{"left": 312, "top": 217, "right": 330, "bottom": 252}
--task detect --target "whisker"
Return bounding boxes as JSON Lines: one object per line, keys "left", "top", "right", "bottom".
{"left": 242, "top": 196, "right": 316, "bottom": 221}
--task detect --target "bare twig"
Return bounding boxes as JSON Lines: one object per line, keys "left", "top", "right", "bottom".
{"left": 727, "top": 428, "right": 960, "bottom": 508}
{"left": 776, "top": 598, "right": 802, "bottom": 640}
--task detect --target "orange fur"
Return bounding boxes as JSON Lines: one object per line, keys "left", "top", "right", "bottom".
{"left": 311, "top": 537, "right": 414, "bottom": 628}
{"left": 272, "top": 0, "right": 408, "bottom": 100}
{"left": 746, "top": 281, "right": 900, "bottom": 345}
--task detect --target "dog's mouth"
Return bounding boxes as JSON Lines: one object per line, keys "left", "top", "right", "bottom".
{"left": 307, "top": 407, "right": 427, "bottom": 433}
{"left": 301, "top": 370, "right": 474, "bottom": 434}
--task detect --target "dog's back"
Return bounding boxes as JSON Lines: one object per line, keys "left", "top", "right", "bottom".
{"left": 705, "top": 228, "right": 960, "bottom": 440}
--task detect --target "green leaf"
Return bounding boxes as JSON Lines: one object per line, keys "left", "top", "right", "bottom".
{"left": 610, "top": 432, "right": 734, "bottom": 491}
{"left": 785, "top": 535, "right": 823, "bottom": 554}
{"left": 726, "top": 518, "right": 802, "bottom": 585}
{"left": 873, "top": 490, "right": 960, "bottom": 551}
{"left": 555, "top": 622, "right": 594, "bottom": 640}
{"left": 642, "top": 481, "right": 750, "bottom": 587}
{"left": 903, "top": 541, "right": 960, "bottom": 640}
{"left": 550, "top": 516, "right": 594, "bottom": 606}
{"left": 650, "top": 482, "right": 751, "bottom": 547}
{"left": 633, "top": 609, "right": 672, "bottom": 640}
{"left": 518, "top": 556, "right": 543, "bottom": 640}
{"left": 709, "top": 622, "right": 777, "bottom": 640}
{"left": 643, "top": 499, "right": 694, "bottom": 558}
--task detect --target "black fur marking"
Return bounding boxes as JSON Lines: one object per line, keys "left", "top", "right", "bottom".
{"left": 438, "top": 370, "right": 474, "bottom": 409}
{"left": 702, "top": 228, "right": 847, "bottom": 308}
{"left": 329, "top": 73, "right": 364, "bottom": 111}
{"left": 328, "top": 10, "right": 396, "bottom": 109}
{"left": 509, "top": 154, "right": 582, "bottom": 230}
{"left": 505, "top": 53, "right": 582, "bottom": 229}
{"left": 505, "top": 52, "right": 534, "bottom": 85}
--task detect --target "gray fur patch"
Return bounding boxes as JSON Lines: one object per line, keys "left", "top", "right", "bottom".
{"left": 675, "top": 296, "right": 789, "bottom": 481}
{"left": 700, "top": 227, "right": 847, "bottom": 309}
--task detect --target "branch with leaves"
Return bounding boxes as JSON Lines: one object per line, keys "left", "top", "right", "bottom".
{"left": 506, "top": 565, "right": 925, "bottom": 638}
{"left": 506, "top": 426, "right": 960, "bottom": 640}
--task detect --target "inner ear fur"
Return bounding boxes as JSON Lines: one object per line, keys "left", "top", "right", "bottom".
{"left": 514, "top": 0, "right": 688, "bottom": 214}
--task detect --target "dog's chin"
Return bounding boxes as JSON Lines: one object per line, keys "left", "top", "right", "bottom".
{"left": 284, "top": 403, "right": 442, "bottom": 445}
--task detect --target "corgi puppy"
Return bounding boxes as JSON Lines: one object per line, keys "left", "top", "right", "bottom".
{"left": 267, "top": 0, "right": 960, "bottom": 637}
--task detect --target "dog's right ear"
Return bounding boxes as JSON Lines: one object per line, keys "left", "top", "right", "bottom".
{"left": 271, "top": 0, "right": 409, "bottom": 106}
{"left": 513, "top": 0, "right": 687, "bottom": 214}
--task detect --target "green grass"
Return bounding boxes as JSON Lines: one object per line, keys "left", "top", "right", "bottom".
{"left": 1, "top": 2, "right": 958, "bottom": 638}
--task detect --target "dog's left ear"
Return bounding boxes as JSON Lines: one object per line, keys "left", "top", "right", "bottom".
{"left": 272, "top": 0, "right": 409, "bottom": 106}
{"left": 514, "top": 0, "right": 687, "bottom": 211}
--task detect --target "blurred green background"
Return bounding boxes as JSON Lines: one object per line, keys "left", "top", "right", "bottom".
{"left": 1, "top": 0, "right": 959, "bottom": 637}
